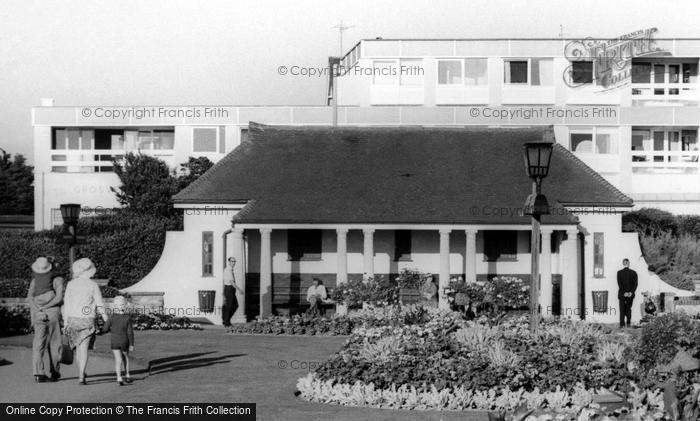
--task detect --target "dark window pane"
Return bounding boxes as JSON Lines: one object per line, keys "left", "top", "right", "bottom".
{"left": 654, "top": 64, "right": 665, "bottom": 83}
{"left": 484, "top": 231, "right": 517, "bottom": 261}
{"left": 288, "top": 230, "right": 322, "bottom": 261}
{"left": 632, "top": 63, "right": 651, "bottom": 83}
{"left": 394, "top": 230, "right": 412, "bottom": 261}
{"left": 505, "top": 61, "right": 528, "bottom": 84}
{"left": 53, "top": 129, "right": 67, "bottom": 149}
{"left": 572, "top": 61, "right": 593, "bottom": 84}
{"left": 571, "top": 133, "right": 594, "bottom": 153}
{"left": 593, "top": 232, "right": 604, "bottom": 278}
{"left": 202, "top": 231, "right": 214, "bottom": 276}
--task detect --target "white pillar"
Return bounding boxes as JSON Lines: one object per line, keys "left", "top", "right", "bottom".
{"left": 259, "top": 228, "right": 272, "bottom": 318}
{"left": 540, "top": 228, "right": 553, "bottom": 317}
{"left": 465, "top": 229, "right": 477, "bottom": 282}
{"left": 336, "top": 228, "right": 349, "bottom": 316}
{"left": 363, "top": 228, "right": 375, "bottom": 279}
{"left": 231, "top": 228, "right": 247, "bottom": 323}
{"left": 336, "top": 228, "right": 348, "bottom": 284}
{"left": 439, "top": 229, "right": 451, "bottom": 310}
{"left": 560, "top": 229, "right": 580, "bottom": 319}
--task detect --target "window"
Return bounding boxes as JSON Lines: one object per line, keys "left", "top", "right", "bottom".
{"left": 193, "top": 127, "right": 218, "bottom": 152}
{"left": 52, "top": 128, "right": 95, "bottom": 150}
{"left": 219, "top": 126, "right": 226, "bottom": 153}
{"left": 399, "top": 59, "right": 423, "bottom": 86}
{"left": 288, "top": 229, "right": 322, "bottom": 261}
{"left": 138, "top": 129, "right": 174, "bottom": 150}
{"left": 632, "top": 128, "right": 699, "bottom": 165}
{"left": 632, "top": 62, "right": 698, "bottom": 98}
{"left": 570, "top": 128, "right": 618, "bottom": 154}
{"left": 504, "top": 60, "right": 528, "bottom": 84}
{"left": 464, "top": 58, "right": 488, "bottom": 85}
{"left": 202, "top": 232, "right": 214, "bottom": 277}
{"left": 531, "top": 58, "right": 553, "bottom": 86}
{"left": 240, "top": 128, "right": 249, "bottom": 143}
{"left": 571, "top": 61, "right": 594, "bottom": 84}
{"left": 372, "top": 60, "right": 397, "bottom": 85}
{"left": 484, "top": 231, "right": 518, "bottom": 261}
{"left": 632, "top": 63, "right": 651, "bottom": 83}
{"left": 593, "top": 232, "right": 604, "bottom": 278}
{"left": 438, "top": 60, "right": 462, "bottom": 84}
{"left": 394, "top": 230, "right": 412, "bottom": 261}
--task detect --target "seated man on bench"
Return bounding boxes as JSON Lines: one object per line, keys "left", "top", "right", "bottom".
{"left": 306, "top": 278, "right": 327, "bottom": 318}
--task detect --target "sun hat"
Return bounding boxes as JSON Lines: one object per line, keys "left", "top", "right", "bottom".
{"left": 72, "top": 258, "right": 97, "bottom": 279}
{"left": 31, "top": 257, "right": 52, "bottom": 274}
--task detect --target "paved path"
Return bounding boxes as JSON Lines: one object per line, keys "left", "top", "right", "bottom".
{"left": 0, "top": 329, "right": 488, "bottom": 421}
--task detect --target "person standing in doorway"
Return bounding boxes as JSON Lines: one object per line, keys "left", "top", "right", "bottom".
{"left": 222, "top": 257, "right": 243, "bottom": 327}
{"left": 617, "top": 258, "right": 638, "bottom": 328}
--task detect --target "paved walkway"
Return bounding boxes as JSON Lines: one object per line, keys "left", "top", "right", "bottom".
{"left": 0, "top": 329, "right": 488, "bottom": 421}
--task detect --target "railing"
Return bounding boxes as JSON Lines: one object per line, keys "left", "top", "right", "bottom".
{"left": 631, "top": 84, "right": 699, "bottom": 105}
{"left": 50, "top": 149, "right": 175, "bottom": 173}
{"left": 631, "top": 150, "right": 700, "bottom": 172}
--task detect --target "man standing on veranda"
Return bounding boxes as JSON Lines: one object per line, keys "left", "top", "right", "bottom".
{"left": 222, "top": 257, "right": 243, "bottom": 327}
{"left": 617, "top": 258, "right": 638, "bottom": 328}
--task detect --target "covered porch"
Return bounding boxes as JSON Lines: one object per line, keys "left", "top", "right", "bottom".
{"left": 226, "top": 223, "right": 581, "bottom": 321}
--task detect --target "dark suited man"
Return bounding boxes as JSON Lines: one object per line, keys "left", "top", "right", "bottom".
{"left": 617, "top": 258, "right": 638, "bottom": 328}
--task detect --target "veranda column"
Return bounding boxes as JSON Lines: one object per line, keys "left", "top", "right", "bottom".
{"left": 465, "top": 229, "right": 477, "bottom": 282}
{"left": 336, "top": 228, "right": 349, "bottom": 316}
{"left": 439, "top": 229, "right": 451, "bottom": 310}
{"left": 362, "top": 228, "right": 375, "bottom": 280}
{"left": 231, "top": 227, "right": 247, "bottom": 323}
{"left": 560, "top": 229, "right": 580, "bottom": 319}
{"left": 540, "top": 228, "right": 553, "bottom": 317}
{"left": 259, "top": 228, "right": 272, "bottom": 318}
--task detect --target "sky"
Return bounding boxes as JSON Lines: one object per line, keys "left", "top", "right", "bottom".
{"left": 2, "top": 0, "right": 700, "bottom": 161}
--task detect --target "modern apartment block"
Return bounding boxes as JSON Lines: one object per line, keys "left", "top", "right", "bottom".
{"left": 32, "top": 33, "right": 700, "bottom": 231}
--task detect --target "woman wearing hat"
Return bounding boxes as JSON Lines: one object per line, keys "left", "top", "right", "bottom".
{"left": 62, "top": 258, "right": 108, "bottom": 385}
{"left": 27, "top": 256, "right": 65, "bottom": 383}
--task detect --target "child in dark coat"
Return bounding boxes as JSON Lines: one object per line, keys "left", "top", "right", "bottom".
{"left": 102, "top": 295, "right": 134, "bottom": 385}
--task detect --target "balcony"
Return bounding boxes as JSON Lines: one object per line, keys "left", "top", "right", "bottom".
{"left": 50, "top": 149, "right": 175, "bottom": 173}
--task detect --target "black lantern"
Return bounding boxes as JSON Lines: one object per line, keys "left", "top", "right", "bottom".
{"left": 523, "top": 142, "right": 554, "bottom": 180}
{"left": 59, "top": 203, "right": 81, "bottom": 226}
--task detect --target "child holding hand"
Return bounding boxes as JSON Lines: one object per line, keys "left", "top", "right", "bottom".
{"left": 102, "top": 295, "right": 134, "bottom": 385}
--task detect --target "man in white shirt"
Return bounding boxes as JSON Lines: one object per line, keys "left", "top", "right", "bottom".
{"left": 306, "top": 278, "right": 327, "bottom": 317}
{"left": 222, "top": 257, "right": 243, "bottom": 326}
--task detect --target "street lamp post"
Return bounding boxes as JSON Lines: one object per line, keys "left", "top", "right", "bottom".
{"left": 522, "top": 142, "right": 554, "bottom": 333}
{"left": 59, "top": 203, "right": 82, "bottom": 277}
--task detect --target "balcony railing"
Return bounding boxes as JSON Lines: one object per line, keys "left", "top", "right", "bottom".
{"left": 631, "top": 84, "right": 699, "bottom": 105}
{"left": 631, "top": 150, "right": 700, "bottom": 173}
{"left": 50, "top": 149, "right": 175, "bottom": 173}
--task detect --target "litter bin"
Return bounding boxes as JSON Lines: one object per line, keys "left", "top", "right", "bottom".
{"left": 592, "top": 291, "right": 608, "bottom": 313}
{"left": 198, "top": 290, "right": 216, "bottom": 313}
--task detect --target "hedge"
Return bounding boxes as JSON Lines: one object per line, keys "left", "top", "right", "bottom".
{"left": 0, "top": 211, "right": 181, "bottom": 293}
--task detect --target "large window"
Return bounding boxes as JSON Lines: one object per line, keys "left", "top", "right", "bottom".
{"left": 632, "top": 128, "right": 699, "bottom": 165}
{"left": 438, "top": 60, "right": 463, "bottom": 85}
{"left": 137, "top": 129, "right": 174, "bottom": 150}
{"left": 53, "top": 129, "right": 94, "bottom": 150}
{"left": 570, "top": 127, "right": 618, "bottom": 154}
{"left": 372, "top": 60, "right": 397, "bottom": 85}
{"left": 193, "top": 127, "right": 218, "bottom": 152}
{"left": 202, "top": 231, "right": 214, "bottom": 277}
{"left": 437, "top": 58, "right": 488, "bottom": 86}
{"left": 484, "top": 231, "right": 518, "bottom": 262}
{"left": 399, "top": 59, "right": 424, "bottom": 86}
{"left": 464, "top": 58, "right": 488, "bottom": 85}
{"left": 632, "top": 61, "right": 698, "bottom": 98}
{"left": 288, "top": 229, "right": 322, "bottom": 261}
{"left": 394, "top": 230, "right": 412, "bottom": 261}
{"left": 504, "top": 59, "right": 552, "bottom": 85}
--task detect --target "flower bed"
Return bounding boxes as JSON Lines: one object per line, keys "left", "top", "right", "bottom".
{"left": 131, "top": 312, "right": 202, "bottom": 331}
{"left": 299, "top": 309, "right": 700, "bottom": 418}
{"left": 228, "top": 305, "right": 437, "bottom": 336}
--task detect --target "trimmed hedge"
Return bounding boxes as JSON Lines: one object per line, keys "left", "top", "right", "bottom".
{"left": 0, "top": 211, "right": 181, "bottom": 293}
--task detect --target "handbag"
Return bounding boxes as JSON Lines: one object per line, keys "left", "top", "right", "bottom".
{"left": 60, "top": 333, "right": 74, "bottom": 365}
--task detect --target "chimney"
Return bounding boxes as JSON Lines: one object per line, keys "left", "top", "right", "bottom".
{"left": 40, "top": 98, "right": 55, "bottom": 107}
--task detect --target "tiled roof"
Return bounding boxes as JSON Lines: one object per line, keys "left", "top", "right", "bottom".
{"left": 174, "top": 123, "right": 633, "bottom": 225}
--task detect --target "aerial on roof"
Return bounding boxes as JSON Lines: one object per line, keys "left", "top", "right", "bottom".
{"left": 174, "top": 123, "right": 632, "bottom": 225}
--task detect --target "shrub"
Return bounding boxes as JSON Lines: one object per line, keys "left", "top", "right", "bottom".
{"left": 633, "top": 312, "right": 700, "bottom": 370}
{"left": 640, "top": 232, "right": 700, "bottom": 290}
{"left": 357, "top": 336, "right": 403, "bottom": 363}
{"left": 0, "top": 210, "right": 180, "bottom": 293}
{"left": 623, "top": 207, "right": 678, "bottom": 237}
{"left": 678, "top": 215, "right": 700, "bottom": 239}
{"left": 131, "top": 312, "right": 202, "bottom": 331}
{"left": 0, "top": 306, "right": 31, "bottom": 336}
